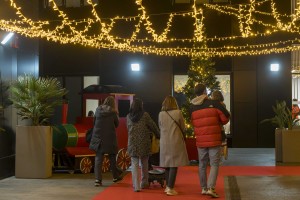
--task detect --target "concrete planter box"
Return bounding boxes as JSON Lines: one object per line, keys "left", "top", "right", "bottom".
{"left": 15, "top": 126, "right": 53, "bottom": 178}
{"left": 282, "top": 129, "right": 300, "bottom": 163}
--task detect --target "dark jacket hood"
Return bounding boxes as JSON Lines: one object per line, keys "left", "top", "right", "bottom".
{"left": 96, "top": 105, "right": 115, "bottom": 117}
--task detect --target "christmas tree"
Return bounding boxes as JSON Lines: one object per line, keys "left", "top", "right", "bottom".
{"left": 181, "top": 43, "right": 220, "bottom": 137}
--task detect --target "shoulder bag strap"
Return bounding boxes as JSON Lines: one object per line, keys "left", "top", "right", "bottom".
{"left": 165, "top": 111, "right": 185, "bottom": 140}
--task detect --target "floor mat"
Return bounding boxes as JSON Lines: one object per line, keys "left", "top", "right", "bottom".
{"left": 225, "top": 176, "right": 300, "bottom": 200}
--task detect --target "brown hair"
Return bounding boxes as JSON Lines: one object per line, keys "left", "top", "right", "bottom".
{"left": 194, "top": 84, "right": 206, "bottom": 96}
{"left": 103, "top": 96, "right": 117, "bottom": 112}
{"left": 128, "top": 98, "right": 144, "bottom": 122}
{"left": 211, "top": 90, "right": 224, "bottom": 102}
{"left": 161, "top": 95, "right": 179, "bottom": 111}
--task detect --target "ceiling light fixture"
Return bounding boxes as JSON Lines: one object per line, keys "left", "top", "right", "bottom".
{"left": 131, "top": 63, "right": 140, "bottom": 71}
{"left": 270, "top": 63, "right": 279, "bottom": 72}
{"left": 1, "top": 32, "right": 14, "bottom": 45}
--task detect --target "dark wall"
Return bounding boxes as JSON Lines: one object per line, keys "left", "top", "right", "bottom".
{"left": 98, "top": 50, "right": 172, "bottom": 102}
{"left": 232, "top": 56, "right": 258, "bottom": 147}
{"left": 65, "top": 77, "right": 83, "bottom": 123}
{"left": 50, "top": 76, "right": 82, "bottom": 125}
{"left": 99, "top": 50, "right": 173, "bottom": 123}
{"left": 257, "top": 53, "right": 291, "bottom": 147}
{"left": 40, "top": 46, "right": 173, "bottom": 124}
{"left": 0, "top": 39, "right": 39, "bottom": 179}
{"left": 229, "top": 0, "right": 292, "bottom": 147}
{"left": 0, "top": 47, "right": 16, "bottom": 179}
{"left": 232, "top": 53, "right": 291, "bottom": 147}
{"left": 0, "top": 0, "right": 39, "bottom": 180}
{"left": 39, "top": 41, "right": 100, "bottom": 76}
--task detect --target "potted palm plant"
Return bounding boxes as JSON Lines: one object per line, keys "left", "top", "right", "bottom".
{"left": 10, "top": 74, "right": 67, "bottom": 178}
{"left": 261, "top": 100, "right": 300, "bottom": 163}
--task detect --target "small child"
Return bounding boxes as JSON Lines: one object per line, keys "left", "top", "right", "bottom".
{"left": 211, "top": 90, "right": 227, "bottom": 143}
{"left": 211, "top": 90, "right": 229, "bottom": 164}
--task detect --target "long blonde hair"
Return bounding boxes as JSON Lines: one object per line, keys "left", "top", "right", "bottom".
{"left": 103, "top": 96, "right": 117, "bottom": 112}
{"left": 161, "top": 95, "right": 179, "bottom": 111}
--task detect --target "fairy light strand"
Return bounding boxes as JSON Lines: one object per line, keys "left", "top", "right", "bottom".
{"left": 2, "top": 0, "right": 300, "bottom": 58}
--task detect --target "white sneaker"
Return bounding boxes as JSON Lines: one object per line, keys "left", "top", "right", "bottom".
{"left": 164, "top": 187, "right": 170, "bottom": 193}
{"left": 201, "top": 188, "right": 208, "bottom": 195}
{"left": 207, "top": 188, "right": 219, "bottom": 198}
{"left": 166, "top": 189, "right": 178, "bottom": 196}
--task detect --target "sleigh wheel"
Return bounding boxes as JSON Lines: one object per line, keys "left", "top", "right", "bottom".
{"left": 102, "top": 154, "right": 110, "bottom": 173}
{"left": 116, "top": 148, "right": 131, "bottom": 171}
{"left": 80, "top": 157, "right": 93, "bottom": 174}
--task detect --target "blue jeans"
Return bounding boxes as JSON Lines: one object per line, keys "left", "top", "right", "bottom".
{"left": 131, "top": 156, "right": 149, "bottom": 191}
{"left": 197, "top": 146, "right": 221, "bottom": 189}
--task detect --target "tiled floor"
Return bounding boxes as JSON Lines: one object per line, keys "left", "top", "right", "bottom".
{"left": 0, "top": 148, "right": 283, "bottom": 200}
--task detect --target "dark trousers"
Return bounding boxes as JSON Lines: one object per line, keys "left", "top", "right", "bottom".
{"left": 94, "top": 151, "right": 118, "bottom": 181}
{"left": 165, "top": 167, "right": 178, "bottom": 188}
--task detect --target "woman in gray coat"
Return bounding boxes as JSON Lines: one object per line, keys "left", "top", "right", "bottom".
{"left": 127, "top": 98, "right": 160, "bottom": 192}
{"left": 159, "top": 95, "right": 189, "bottom": 196}
{"left": 89, "top": 96, "right": 122, "bottom": 186}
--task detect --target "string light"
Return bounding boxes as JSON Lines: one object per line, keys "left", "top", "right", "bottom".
{"left": 1, "top": 0, "right": 300, "bottom": 57}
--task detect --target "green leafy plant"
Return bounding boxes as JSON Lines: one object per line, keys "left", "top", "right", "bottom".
{"left": 261, "top": 100, "right": 299, "bottom": 130}
{"left": 9, "top": 74, "right": 68, "bottom": 126}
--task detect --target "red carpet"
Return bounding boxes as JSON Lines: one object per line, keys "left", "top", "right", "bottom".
{"left": 92, "top": 166, "right": 300, "bottom": 200}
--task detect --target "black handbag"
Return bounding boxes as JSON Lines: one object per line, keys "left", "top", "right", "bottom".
{"left": 86, "top": 128, "right": 93, "bottom": 143}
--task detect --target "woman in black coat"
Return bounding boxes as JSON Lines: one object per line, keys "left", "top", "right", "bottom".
{"left": 89, "top": 96, "right": 122, "bottom": 186}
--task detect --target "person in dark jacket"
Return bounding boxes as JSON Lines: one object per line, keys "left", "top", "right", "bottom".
{"left": 211, "top": 90, "right": 227, "bottom": 143}
{"left": 190, "top": 84, "right": 230, "bottom": 198}
{"left": 126, "top": 98, "right": 160, "bottom": 192}
{"left": 89, "top": 96, "right": 122, "bottom": 186}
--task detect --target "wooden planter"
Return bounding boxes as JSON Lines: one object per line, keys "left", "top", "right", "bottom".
{"left": 275, "top": 128, "right": 283, "bottom": 163}
{"left": 282, "top": 129, "right": 300, "bottom": 163}
{"left": 15, "top": 126, "right": 53, "bottom": 178}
